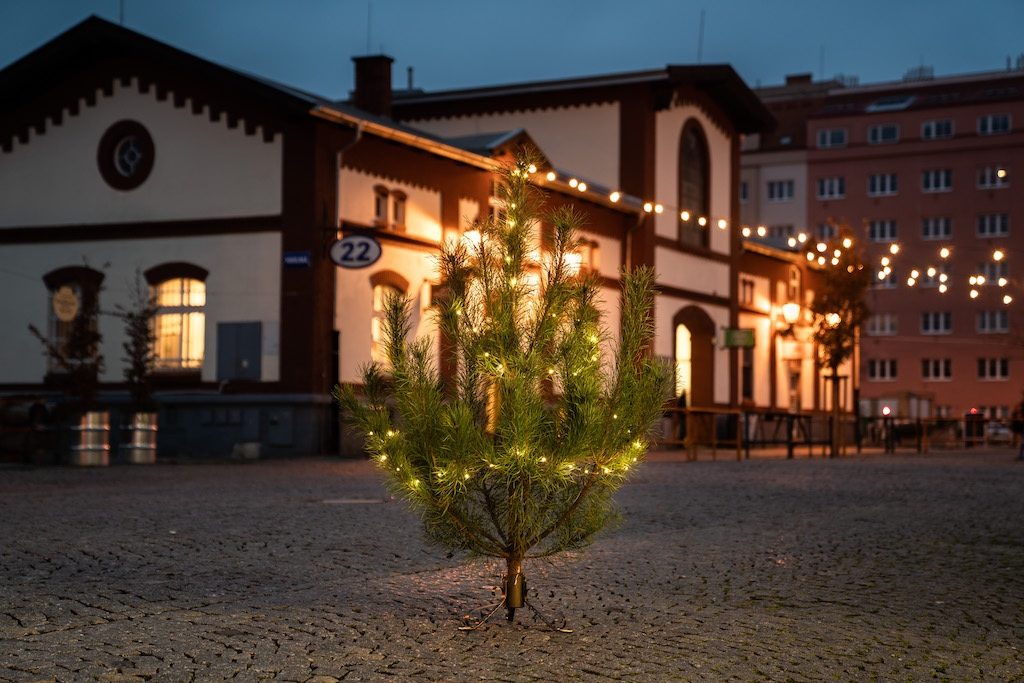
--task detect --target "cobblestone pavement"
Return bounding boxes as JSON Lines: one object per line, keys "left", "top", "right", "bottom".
{"left": 1, "top": 451, "right": 1023, "bottom": 682}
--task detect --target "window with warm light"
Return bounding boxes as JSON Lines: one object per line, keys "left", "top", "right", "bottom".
{"left": 153, "top": 278, "right": 205, "bottom": 370}
{"left": 674, "top": 324, "right": 692, "bottom": 398}
{"left": 372, "top": 283, "right": 403, "bottom": 363}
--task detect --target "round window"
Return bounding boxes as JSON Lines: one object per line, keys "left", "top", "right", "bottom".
{"left": 97, "top": 120, "right": 155, "bottom": 190}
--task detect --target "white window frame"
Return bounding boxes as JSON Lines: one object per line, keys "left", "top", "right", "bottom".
{"left": 767, "top": 179, "right": 795, "bottom": 202}
{"left": 868, "top": 219, "right": 897, "bottom": 242}
{"left": 921, "top": 311, "right": 952, "bottom": 335}
{"left": 922, "top": 358, "right": 952, "bottom": 381}
{"left": 978, "top": 113, "right": 1011, "bottom": 136}
{"left": 977, "top": 310, "right": 1009, "bottom": 334}
{"left": 867, "top": 359, "right": 898, "bottom": 381}
{"left": 976, "top": 213, "right": 1009, "bottom": 237}
{"left": 921, "top": 169, "right": 953, "bottom": 193}
{"left": 977, "top": 357, "right": 1009, "bottom": 380}
{"left": 977, "top": 166, "right": 1009, "bottom": 189}
{"left": 153, "top": 278, "right": 206, "bottom": 371}
{"left": 816, "top": 128, "right": 848, "bottom": 149}
{"left": 816, "top": 176, "right": 845, "bottom": 200}
{"left": 867, "top": 173, "right": 898, "bottom": 197}
{"left": 921, "top": 216, "right": 952, "bottom": 240}
{"left": 921, "top": 119, "right": 954, "bottom": 140}
{"left": 868, "top": 123, "right": 900, "bottom": 145}
{"left": 866, "top": 313, "right": 897, "bottom": 336}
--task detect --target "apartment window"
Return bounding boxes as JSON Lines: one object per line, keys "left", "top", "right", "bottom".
{"left": 922, "top": 169, "right": 952, "bottom": 193}
{"left": 921, "top": 119, "right": 954, "bottom": 140}
{"left": 866, "top": 313, "right": 897, "bottom": 336}
{"left": 920, "top": 265, "right": 947, "bottom": 288}
{"left": 739, "top": 277, "right": 755, "bottom": 306}
{"left": 868, "top": 123, "right": 900, "bottom": 145}
{"left": 816, "top": 223, "right": 837, "bottom": 239}
{"left": 977, "top": 310, "right": 1009, "bottom": 333}
{"left": 767, "top": 179, "right": 795, "bottom": 202}
{"left": 979, "top": 261, "right": 1008, "bottom": 282}
{"left": 373, "top": 185, "right": 389, "bottom": 225}
{"left": 978, "top": 113, "right": 1011, "bottom": 135}
{"left": 921, "top": 358, "right": 952, "bottom": 381}
{"left": 977, "top": 166, "right": 1009, "bottom": 189}
{"left": 868, "top": 219, "right": 897, "bottom": 242}
{"left": 867, "top": 359, "right": 898, "bottom": 381}
{"left": 740, "top": 181, "right": 748, "bottom": 204}
{"left": 921, "top": 311, "right": 952, "bottom": 335}
{"left": 816, "top": 176, "right": 845, "bottom": 199}
{"left": 873, "top": 270, "right": 898, "bottom": 289}
{"left": 391, "top": 190, "right": 407, "bottom": 230}
{"left": 977, "top": 357, "right": 1009, "bottom": 380}
{"left": 679, "top": 119, "right": 710, "bottom": 249}
{"left": 152, "top": 276, "right": 206, "bottom": 371}
{"left": 770, "top": 224, "right": 794, "bottom": 238}
{"left": 976, "top": 213, "right": 1009, "bottom": 237}
{"left": 867, "top": 173, "right": 898, "bottom": 197}
{"left": 817, "top": 128, "right": 848, "bottom": 149}
{"left": 921, "top": 217, "right": 952, "bottom": 240}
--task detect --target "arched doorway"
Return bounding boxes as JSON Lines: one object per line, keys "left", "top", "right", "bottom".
{"left": 673, "top": 305, "right": 715, "bottom": 407}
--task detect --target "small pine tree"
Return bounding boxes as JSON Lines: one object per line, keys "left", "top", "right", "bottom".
{"left": 337, "top": 154, "right": 670, "bottom": 622}
{"left": 810, "top": 226, "right": 871, "bottom": 458}
{"left": 116, "top": 271, "right": 158, "bottom": 411}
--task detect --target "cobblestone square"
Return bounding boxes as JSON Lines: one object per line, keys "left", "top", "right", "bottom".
{"left": 1, "top": 451, "right": 1023, "bottom": 681}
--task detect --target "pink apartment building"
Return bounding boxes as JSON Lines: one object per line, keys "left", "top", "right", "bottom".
{"left": 806, "top": 69, "right": 1024, "bottom": 419}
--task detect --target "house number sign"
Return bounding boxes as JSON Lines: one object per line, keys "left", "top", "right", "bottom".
{"left": 330, "top": 235, "right": 382, "bottom": 269}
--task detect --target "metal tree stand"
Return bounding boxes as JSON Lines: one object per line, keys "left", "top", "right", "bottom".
{"left": 459, "top": 571, "right": 573, "bottom": 633}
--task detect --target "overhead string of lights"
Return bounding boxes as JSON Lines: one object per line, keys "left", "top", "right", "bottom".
{"left": 533, "top": 167, "right": 1013, "bottom": 306}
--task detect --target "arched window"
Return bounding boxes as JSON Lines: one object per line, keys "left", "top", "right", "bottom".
{"left": 678, "top": 120, "right": 710, "bottom": 249}
{"left": 145, "top": 263, "right": 208, "bottom": 371}
{"left": 369, "top": 271, "right": 409, "bottom": 364}
{"left": 41, "top": 266, "right": 105, "bottom": 373}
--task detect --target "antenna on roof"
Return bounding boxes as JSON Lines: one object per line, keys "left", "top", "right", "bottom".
{"left": 819, "top": 46, "right": 825, "bottom": 80}
{"left": 366, "top": 1, "right": 372, "bottom": 54}
{"left": 119, "top": 0, "right": 125, "bottom": 25}
{"left": 696, "top": 8, "right": 705, "bottom": 63}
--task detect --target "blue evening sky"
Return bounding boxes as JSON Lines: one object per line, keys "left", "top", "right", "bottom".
{"left": 1, "top": 0, "right": 1021, "bottom": 98}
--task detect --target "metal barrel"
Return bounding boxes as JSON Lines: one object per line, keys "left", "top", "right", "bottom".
{"left": 124, "top": 412, "right": 158, "bottom": 464}
{"left": 69, "top": 411, "right": 110, "bottom": 466}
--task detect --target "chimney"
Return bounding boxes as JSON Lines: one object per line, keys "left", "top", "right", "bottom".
{"left": 351, "top": 55, "right": 394, "bottom": 117}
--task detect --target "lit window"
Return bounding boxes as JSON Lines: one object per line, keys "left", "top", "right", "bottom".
{"left": 40, "top": 266, "right": 104, "bottom": 374}
{"left": 371, "top": 283, "right": 402, "bottom": 363}
{"left": 153, "top": 278, "right": 205, "bottom": 370}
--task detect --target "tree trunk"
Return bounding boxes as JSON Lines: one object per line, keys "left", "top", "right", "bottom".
{"left": 830, "top": 368, "right": 840, "bottom": 459}
{"left": 504, "top": 555, "right": 525, "bottom": 621}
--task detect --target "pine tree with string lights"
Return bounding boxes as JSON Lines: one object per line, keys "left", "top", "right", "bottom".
{"left": 336, "top": 153, "right": 670, "bottom": 629}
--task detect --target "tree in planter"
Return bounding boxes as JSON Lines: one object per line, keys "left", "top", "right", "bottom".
{"left": 115, "top": 271, "right": 159, "bottom": 411}
{"left": 336, "top": 155, "right": 669, "bottom": 628}
{"left": 809, "top": 227, "right": 870, "bottom": 458}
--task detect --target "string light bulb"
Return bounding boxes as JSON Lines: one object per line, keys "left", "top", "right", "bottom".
{"left": 742, "top": 227, "right": 752, "bottom": 237}
{"left": 546, "top": 171, "right": 556, "bottom": 182}
{"left": 910, "top": 269, "right": 920, "bottom": 279}
{"left": 643, "top": 202, "right": 653, "bottom": 213}
{"left": 680, "top": 210, "right": 691, "bottom": 221}
{"left": 717, "top": 218, "right": 727, "bottom": 230}
{"left": 787, "top": 237, "right": 797, "bottom": 247}
{"left": 993, "top": 249, "right": 1005, "bottom": 261}
{"left": 907, "top": 277, "right": 916, "bottom": 286}
{"left": 816, "top": 242, "right": 827, "bottom": 253}
{"left": 697, "top": 216, "right": 708, "bottom": 227}
{"left": 970, "top": 289, "right": 979, "bottom": 299}
{"left": 889, "top": 243, "right": 900, "bottom": 255}
{"left": 999, "top": 277, "right": 1008, "bottom": 287}
{"left": 939, "top": 283, "right": 948, "bottom": 293}
{"left": 609, "top": 191, "right": 621, "bottom": 202}
{"left": 926, "top": 267, "right": 936, "bottom": 278}
{"left": 797, "top": 232, "right": 808, "bottom": 243}
{"left": 756, "top": 226, "right": 767, "bottom": 237}
{"left": 568, "top": 178, "right": 578, "bottom": 188}
{"left": 527, "top": 164, "right": 537, "bottom": 174}
{"left": 842, "top": 237, "right": 853, "bottom": 249}
{"left": 939, "top": 247, "right": 950, "bottom": 259}
{"left": 881, "top": 256, "right": 890, "bottom": 267}
{"left": 1004, "top": 294, "right": 1013, "bottom": 305}
{"left": 577, "top": 182, "right": 587, "bottom": 192}
{"left": 654, "top": 203, "right": 664, "bottom": 214}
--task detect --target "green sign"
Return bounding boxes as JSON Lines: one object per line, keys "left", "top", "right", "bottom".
{"left": 723, "top": 328, "right": 755, "bottom": 348}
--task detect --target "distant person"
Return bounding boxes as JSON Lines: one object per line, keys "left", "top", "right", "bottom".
{"left": 1012, "top": 402, "right": 1024, "bottom": 460}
